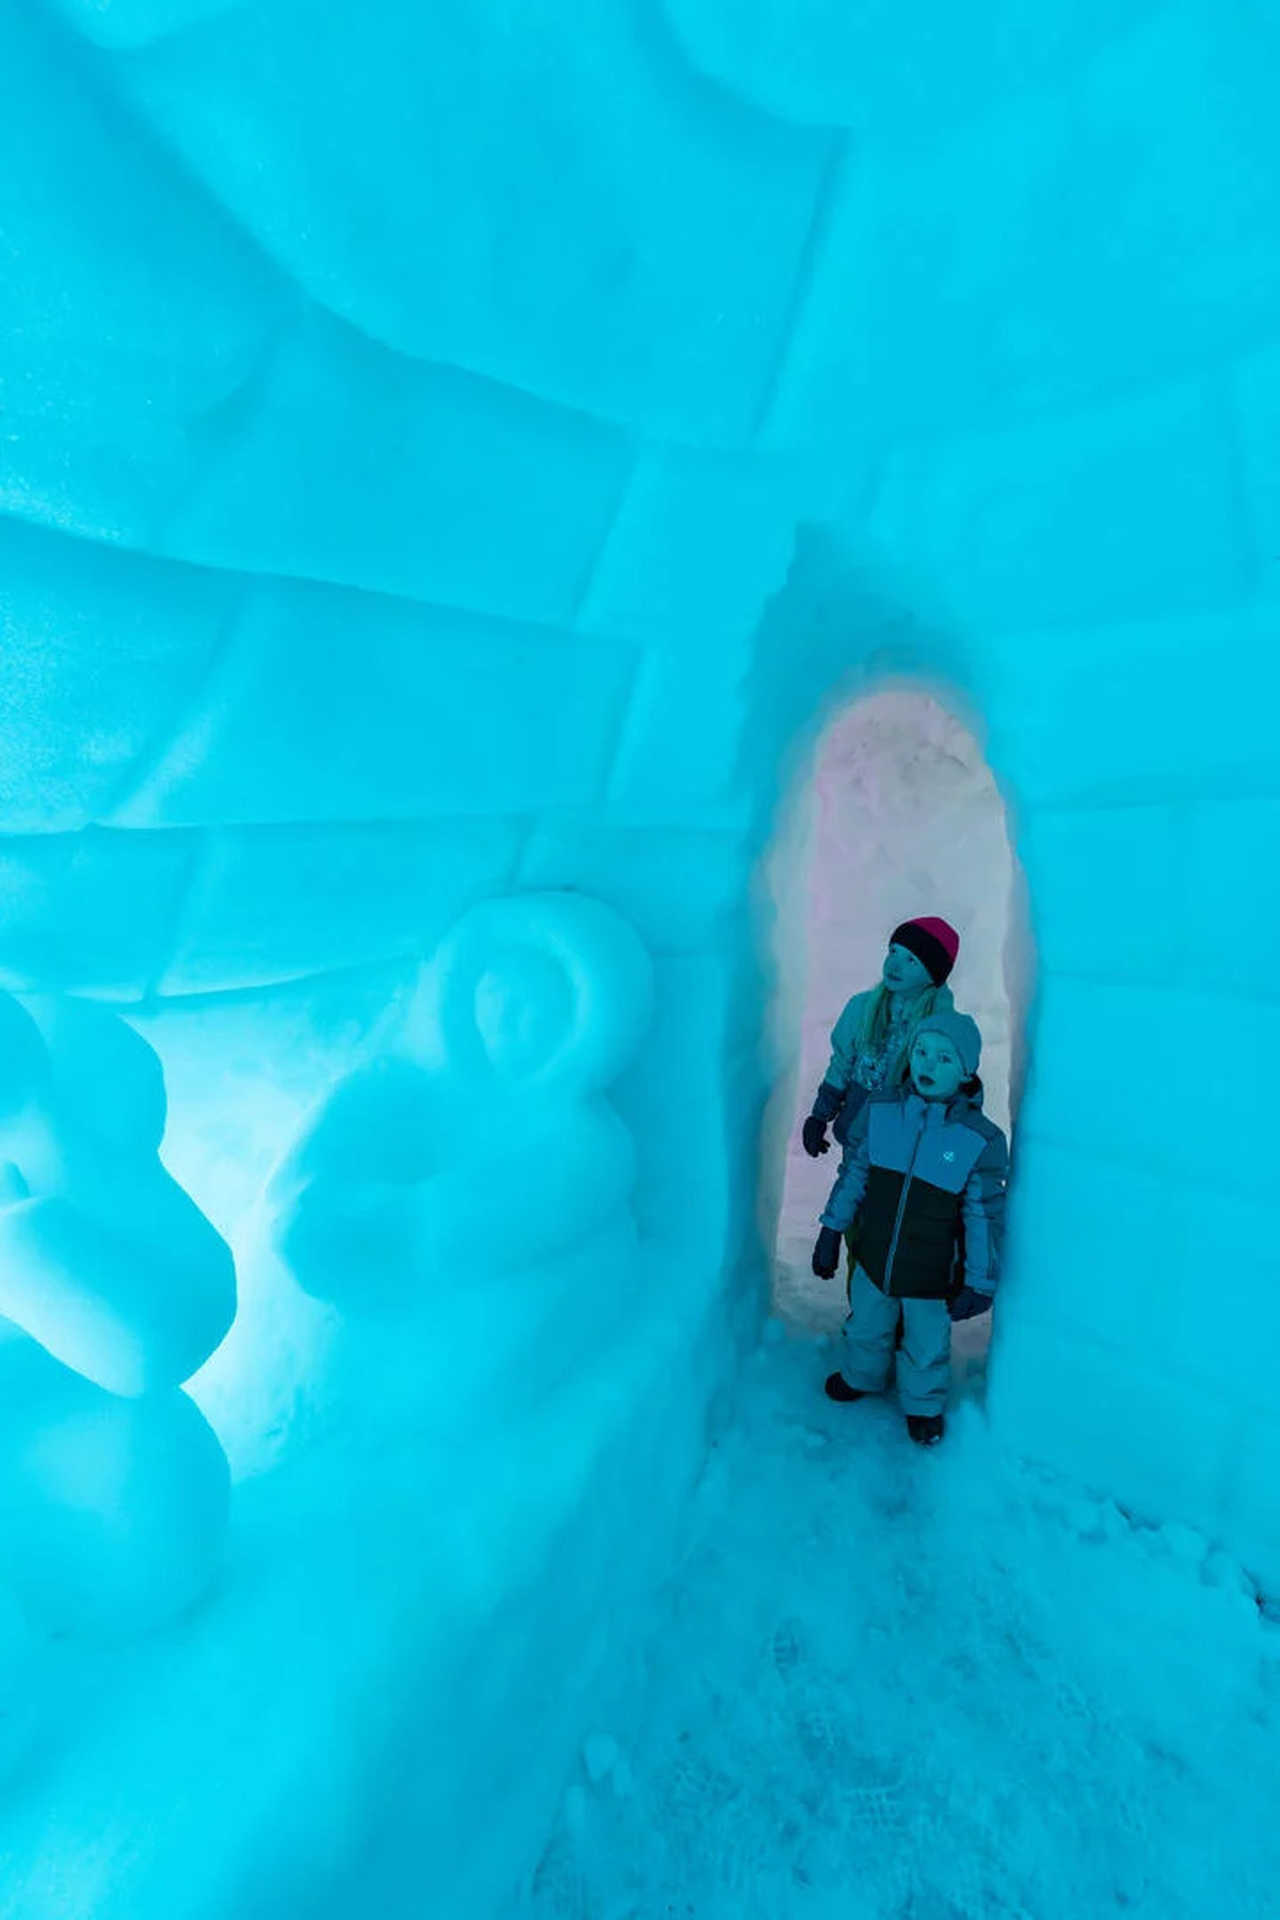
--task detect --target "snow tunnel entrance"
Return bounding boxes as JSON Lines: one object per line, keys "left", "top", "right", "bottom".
{"left": 765, "top": 688, "right": 1023, "bottom": 1379}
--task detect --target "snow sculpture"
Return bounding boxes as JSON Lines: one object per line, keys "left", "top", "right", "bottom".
{"left": 270, "top": 892, "right": 653, "bottom": 1370}
{"left": 0, "top": 993, "right": 235, "bottom": 1635}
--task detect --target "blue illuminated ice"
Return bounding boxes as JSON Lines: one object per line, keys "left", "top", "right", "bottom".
{"left": 2, "top": 0, "right": 1280, "bottom": 1912}
{"left": 0, "top": 992, "right": 232, "bottom": 1634}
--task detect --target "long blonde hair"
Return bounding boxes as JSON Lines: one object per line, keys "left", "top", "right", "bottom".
{"left": 858, "top": 983, "right": 948, "bottom": 1088}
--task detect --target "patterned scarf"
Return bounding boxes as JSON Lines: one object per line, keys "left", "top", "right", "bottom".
{"left": 852, "top": 996, "right": 915, "bottom": 1094}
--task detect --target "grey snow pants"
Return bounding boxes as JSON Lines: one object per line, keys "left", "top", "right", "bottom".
{"left": 840, "top": 1265, "right": 952, "bottom": 1416}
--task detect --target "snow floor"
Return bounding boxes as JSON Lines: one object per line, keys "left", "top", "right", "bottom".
{"left": 514, "top": 1325, "right": 1280, "bottom": 1920}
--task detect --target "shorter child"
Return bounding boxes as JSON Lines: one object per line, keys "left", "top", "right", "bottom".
{"left": 811, "top": 1010, "right": 1008, "bottom": 1447}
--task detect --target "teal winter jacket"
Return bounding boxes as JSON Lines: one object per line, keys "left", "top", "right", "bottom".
{"left": 814, "top": 983, "right": 956, "bottom": 1143}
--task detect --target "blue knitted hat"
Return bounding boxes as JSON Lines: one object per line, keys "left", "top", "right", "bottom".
{"left": 914, "top": 1009, "right": 982, "bottom": 1078}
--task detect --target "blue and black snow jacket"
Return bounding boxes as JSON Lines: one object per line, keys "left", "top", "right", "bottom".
{"left": 820, "top": 1086, "right": 1008, "bottom": 1300}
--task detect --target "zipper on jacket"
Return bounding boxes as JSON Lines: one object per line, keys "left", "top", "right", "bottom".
{"left": 882, "top": 1106, "right": 927, "bottom": 1298}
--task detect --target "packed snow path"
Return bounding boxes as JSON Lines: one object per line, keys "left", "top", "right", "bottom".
{"left": 517, "top": 1334, "right": 1280, "bottom": 1920}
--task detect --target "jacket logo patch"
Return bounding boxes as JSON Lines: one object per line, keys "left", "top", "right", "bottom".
{"left": 942, "top": 1151, "right": 956, "bottom": 1162}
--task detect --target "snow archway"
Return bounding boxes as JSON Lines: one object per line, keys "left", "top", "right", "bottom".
{"left": 769, "top": 688, "right": 1020, "bottom": 1338}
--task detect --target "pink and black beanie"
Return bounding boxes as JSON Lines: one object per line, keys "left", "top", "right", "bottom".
{"left": 890, "top": 917, "right": 960, "bottom": 987}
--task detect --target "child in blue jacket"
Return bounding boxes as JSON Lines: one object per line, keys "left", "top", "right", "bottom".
{"left": 812, "top": 1009, "right": 1008, "bottom": 1447}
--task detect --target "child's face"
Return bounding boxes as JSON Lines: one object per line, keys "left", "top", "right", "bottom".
{"left": 910, "top": 1033, "right": 966, "bottom": 1100}
{"left": 882, "top": 942, "right": 933, "bottom": 995}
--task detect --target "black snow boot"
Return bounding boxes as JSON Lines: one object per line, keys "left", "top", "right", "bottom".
{"left": 824, "top": 1373, "right": 867, "bottom": 1403}
{"left": 906, "top": 1414, "right": 945, "bottom": 1447}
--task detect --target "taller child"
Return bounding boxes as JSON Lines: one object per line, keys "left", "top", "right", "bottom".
{"left": 801, "top": 917, "right": 961, "bottom": 1157}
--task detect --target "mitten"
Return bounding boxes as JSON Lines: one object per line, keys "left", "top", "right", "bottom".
{"left": 801, "top": 1115, "right": 830, "bottom": 1158}
{"left": 812, "top": 1226, "right": 842, "bottom": 1278}
{"left": 948, "top": 1285, "right": 993, "bottom": 1323}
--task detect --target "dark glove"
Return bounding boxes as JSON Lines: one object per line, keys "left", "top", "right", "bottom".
{"left": 802, "top": 1115, "right": 830, "bottom": 1157}
{"left": 949, "top": 1285, "right": 993, "bottom": 1323}
{"left": 812, "top": 1226, "right": 842, "bottom": 1278}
